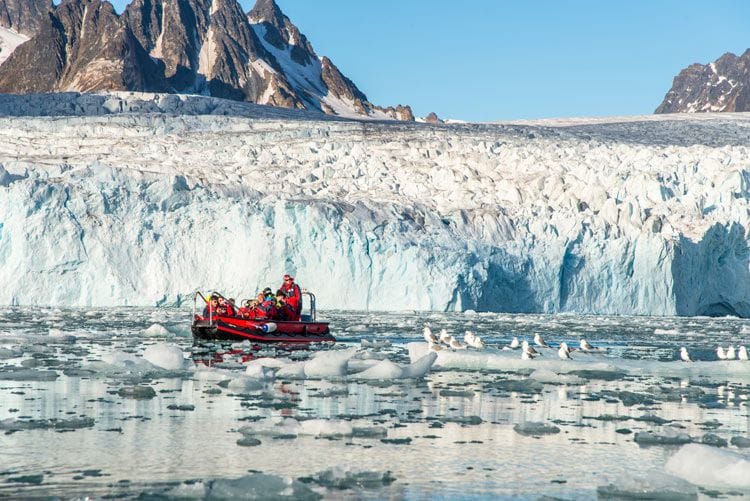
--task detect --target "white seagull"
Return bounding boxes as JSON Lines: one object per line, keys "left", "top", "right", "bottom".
{"left": 522, "top": 340, "right": 539, "bottom": 357}
{"left": 717, "top": 346, "right": 727, "bottom": 360}
{"left": 739, "top": 346, "right": 749, "bottom": 361}
{"left": 423, "top": 326, "right": 438, "bottom": 344}
{"left": 439, "top": 329, "right": 452, "bottom": 346}
{"left": 580, "top": 339, "right": 596, "bottom": 352}
{"left": 464, "top": 331, "right": 485, "bottom": 350}
{"left": 534, "top": 333, "right": 550, "bottom": 348}
{"left": 449, "top": 336, "right": 467, "bottom": 350}
{"left": 727, "top": 346, "right": 737, "bottom": 360}
{"left": 679, "top": 347, "right": 692, "bottom": 362}
{"left": 558, "top": 342, "right": 572, "bottom": 360}
{"left": 509, "top": 337, "right": 520, "bottom": 350}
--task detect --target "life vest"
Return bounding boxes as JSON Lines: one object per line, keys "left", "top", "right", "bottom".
{"left": 280, "top": 283, "right": 302, "bottom": 314}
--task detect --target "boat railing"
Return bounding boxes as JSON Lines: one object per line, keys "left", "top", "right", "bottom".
{"left": 192, "top": 291, "right": 213, "bottom": 325}
{"left": 302, "top": 290, "right": 317, "bottom": 322}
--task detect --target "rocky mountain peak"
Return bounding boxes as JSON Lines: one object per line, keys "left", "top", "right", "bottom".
{"left": 0, "top": 0, "right": 414, "bottom": 121}
{"left": 656, "top": 49, "right": 750, "bottom": 114}
{"left": 0, "top": 0, "right": 52, "bottom": 35}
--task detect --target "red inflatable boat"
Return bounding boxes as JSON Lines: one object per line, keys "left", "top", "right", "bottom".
{"left": 191, "top": 291, "right": 335, "bottom": 344}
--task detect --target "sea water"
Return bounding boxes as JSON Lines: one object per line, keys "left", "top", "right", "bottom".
{"left": 1, "top": 307, "right": 749, "bottom": 499}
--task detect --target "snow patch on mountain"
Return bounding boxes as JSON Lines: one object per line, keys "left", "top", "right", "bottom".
{"left": 0, "top": 26, "right": 27, "bottom": 65}
{"left": 1, "top": 93, "right": 750, "bottom": 315}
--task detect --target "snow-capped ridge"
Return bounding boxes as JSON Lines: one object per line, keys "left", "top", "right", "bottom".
{"left": 0, "top": 0, "right": 413, "bottom": 121}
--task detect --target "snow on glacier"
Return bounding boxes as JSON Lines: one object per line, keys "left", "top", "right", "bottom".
{"left": 0, "top": 92, "right": 750, "bottom": 315}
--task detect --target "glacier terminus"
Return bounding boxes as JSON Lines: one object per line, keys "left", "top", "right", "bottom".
{"left": 0, "top": 92, "right": 749, "bottom": 316}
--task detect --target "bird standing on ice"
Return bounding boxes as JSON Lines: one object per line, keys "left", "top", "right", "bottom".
{"left": 727, "top": 346, "right": 737, "bottom": 360}
{"left": 679, "top": 347, "right": 692, "bottom": 362}
{"left": 716, "top": 346, "right": 727, "bottom": 360}
{"left": 580, "top": 339, "right": 596, "bottom": 352}
{"left": 558, "top": 342, "right": 572, "bottom": 360}
{"left": 509, "top": 337, "right": 520, "bottom": 349}
{"left": 739, "top": 346, "right": 749, "bottom": 361}
{"left": 522, "top": 340, "right": 539, "bottom": 357}
{"left": 439, "top": 329, "right": 452, "bottom": 345}
{"left": 428, "top": 342, "right": 443, "bottom": 352}
{"left": 464, "top": 331, "right": 485, "bottom": 350}
{"left": 449, "top": 336, "right": 467, "bottom": 350}
{"left": 534, "top": 333, "right": 549, "bottom": 348}
{"left": 423, "top": 326, "right": 438, "bottom": 344}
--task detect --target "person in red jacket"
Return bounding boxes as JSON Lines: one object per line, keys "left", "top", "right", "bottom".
{"left": 279, "top": 274, "right": 302, "bottom": 320}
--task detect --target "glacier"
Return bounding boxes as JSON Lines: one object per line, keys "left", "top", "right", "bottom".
{"left": 1, "top": 92, "right": 750, "bottom": 315}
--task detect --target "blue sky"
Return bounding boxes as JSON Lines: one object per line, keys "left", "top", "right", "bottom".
{"left": 107, "top": 0, "right": 750, "bottom": 121}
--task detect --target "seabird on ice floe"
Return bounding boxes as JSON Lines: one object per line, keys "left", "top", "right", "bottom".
{"left": 439, "top": 329, "right": 452, "bottom": 346}
{"left": 558, "top": 342, "right": 572, "bottom": 360}
{"left": 534, "top": 333, "right": 550, "bottom": 348}
{"left": 679, "top": 347, "right": 692, "bottom": 362}
{"left": 423, "top": 326, "right": 438, "bottom": 344}
{"left": 739, "top": 346, "right": 748, "bottom": 361}
{"left": 509, "top": 337, "right": 520, "bottom": 350}
{"left": 464, "top": 331, "right": 485, "bottom": 350}
{"left": 727, "top": 346, "right": 737, "bottom": 360}
{"left": 580, "top": 339, "right": 596, "bottom": 352}
{"left": 717, "top": 346, "right": 728, "bottom": 360}
{"left": 449, "top": 336, "right": 467, "bottom": 350}
{"left": 522, "top": 340, "right": 539, "bottom": 357}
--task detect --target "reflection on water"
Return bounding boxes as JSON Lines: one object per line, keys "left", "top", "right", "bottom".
{"left": 1, "top": 308, "right": 750, "bottom": 498}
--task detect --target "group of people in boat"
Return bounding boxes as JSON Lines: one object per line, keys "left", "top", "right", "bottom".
{"left": 202, "top": 274, "right": 303, "bottom": 322}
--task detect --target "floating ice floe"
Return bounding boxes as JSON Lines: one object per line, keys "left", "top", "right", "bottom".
{"left": 142, "top": 343, "right": 188, "bottom": 371}
{"left": 407, "top": 342, "right": 750, "bottom": 381}
{"left": 0, "top": 368, "right": 59, "bottom": 381}
{"left": 201, "top": 473, "right": 317, "bottom": 500}
{"left": 239, "top": 417, "right": 386, "bottom": 440}
{"left": 303, "top": 467, "right": 396, "bottom": 490}
{"left": 142, "top": 323, "right": 172, "bottom": 337}
{"left": 0, "top": 417, "right": 95, "bottom": 432}
{"left": 351, "top": 352, "right": 437, "bottom": 380}
{"left": 666, "top": 444, "right": 750, "bottom": 489}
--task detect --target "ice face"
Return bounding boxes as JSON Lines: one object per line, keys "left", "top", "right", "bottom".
{"left": 1, "top": 93, "right": 750, "bottom": 314}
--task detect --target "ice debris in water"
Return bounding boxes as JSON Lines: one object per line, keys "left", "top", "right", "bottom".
{"left": 350, "top": 352, "right": 437, "bottom": 380}
{"left": 94, "top": 351, "right": 156, "bottom": 373}
{"left": 206, "top": 473, "right": 319, "bottom": 500}
{"left": 142, "top": 323, "right": 172, "bottom": 337}
{"left": 227, "top": 376, "right": 265, "bottom": 392}
{"left": 301, "top": 467, "right": 396, "bottom": 490}
{"left": 666, "top": 443, "right": 750, "bottom": 489}
{"left": 513, "top": 421, "right": 561, "bottom": 436}
{"left": 244, "top": 363, "right": 276, "bottom": 379}
{"left": 0, "top": 417, "right": 94, "bottom": 432}
{"left": 142, "top": 343, "right": 187, "bottom": 371}
{"left": 303, "top": 348, "right": 358, "bottom": 379}
{"left": 634, "top": 429, "right": 692, "bottom": 446}
{"left": 0, "top": 368, "right": 59, "bottom": 381}
{"left": 239, "top": 418, "right": 385, "bottom": 440}
{"left": 597, "top": 470, "right": 697, "bottom": 500}
{"left": 360, "top": 339, "right": 392, "bottom": 348}
{"left": 118, "top": 385, "right": 157, "bottom": 399}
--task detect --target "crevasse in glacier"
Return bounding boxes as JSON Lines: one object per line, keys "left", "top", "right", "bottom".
{"left": 0, "top": 93, "right": 749, "bottom": 315}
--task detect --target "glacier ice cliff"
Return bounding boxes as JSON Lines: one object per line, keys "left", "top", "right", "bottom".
{"left": 1, "top": 92, "right": 750, "bottom": 315}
